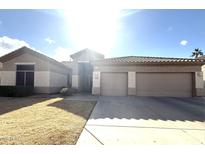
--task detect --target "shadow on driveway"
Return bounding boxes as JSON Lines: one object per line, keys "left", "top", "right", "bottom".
{"left": 89, "top": 96, "right": 205, "bottom": 122}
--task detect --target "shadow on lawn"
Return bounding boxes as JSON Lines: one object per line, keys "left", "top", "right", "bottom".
{"left": 47, "top": 100, "right": 96, "bottom": 119}
{"left": 0, "top": 97, "right": 49, "bottom": 115}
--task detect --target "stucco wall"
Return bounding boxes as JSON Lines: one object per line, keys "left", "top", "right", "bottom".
{"left": 33, "top": 71, "right": 68, "bottom": 94}
{"left": 196, "top": 65, "right": 205, "bottom": 96}
{"left": 92, "top": 71, "right": 100, "bottom": 95}
{"left": 94, "top": 65, "right": 201, "bottom": 72}
{"left": 49, "top": 61, "right": 70, "bottom": 75}
{"left": 49, "top": 71, "right": 68, "bottom": 88}
{"left": 92, "top": 71, "right": 100, "bottom": 88}
{"left": 65, "top": 61, "right": 80, "bottom": 89}
{"left": 34, "top": 71, "right": 50, "bottom": 87}
{"left": 72, "top": 75, "right": 79, "bottom": 88}
{"left": 128, "top": 72, "right": 136, "bottom": 95}
{"left": 0, "top": 71, "right": 16, "bottom": 86}
{"left": 195, "top": 72, "right": 204, "bottom": 88}
{"left": 1, "top": 53, "right": 49, "bottom": 71}
{"left": 202, "top": 65, "right": 205, "bottom": 87}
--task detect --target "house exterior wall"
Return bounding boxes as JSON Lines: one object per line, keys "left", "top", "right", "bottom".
{"left": 128, "top": 72, "right": 136, "bottom": 95}
{"left": 195, "top": 72, "right": 204, "bottom": 88}
{"left": 0, "top": 71, "right": 16, "bottom": 86}
{"left": 0, "top": 52, "right": 70, "bottom": 94}
{"left": 49, "top": 71, "right": 68, "bottom": 93}
{"left": 64, "top": 62, "right": 80, "bottom": 89}
{"left": 196, "top": 65, "right": 205, "bottom": 96}
{"left": 34, "top": 71, "right": 50, "bottom": 93}
{"left": 34, "top": 71, "right": 50, "bottom": 87}
{"left": 202, "top": 65, "right": 205, "bottom": 86}
{"left": 1, "top": 53, "right": 50, "bottom": 71}
{"left": 93, "top": 65, "right": 201, "bottom": 73}
{"left": 92, "top": 71, "right": 100, "bottom": 95}
{"left": 49, "top": 61, "right": 70, "bottom": 74}
{"left": 72, "top": 75, "right": 79, "bottom": 89}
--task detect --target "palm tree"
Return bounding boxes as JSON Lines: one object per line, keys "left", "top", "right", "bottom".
{"left": 191, "top": 48, "right": 203, "bottom": 58}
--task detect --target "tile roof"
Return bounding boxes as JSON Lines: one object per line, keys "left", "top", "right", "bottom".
{"left": 93, "top": 56, "right": 205, "bottom": 65}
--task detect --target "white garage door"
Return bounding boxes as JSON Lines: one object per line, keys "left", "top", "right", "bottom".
{"left": 101, "top": 72, "right": 127, "bottom": 96}
{"left": 136, "top": 73, "right": 192, "bottom": 97}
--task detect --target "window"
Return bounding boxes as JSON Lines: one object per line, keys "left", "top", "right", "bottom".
{"left": 25, "top": 72, "right": 34, "bottom": 86}
{"left": 16, "top": 65, "right": 34, "bottom": 86}
{"left": 17, "top": 65, "right": 34, "bottom": 71}
{"left": 16, "top": 72, "right": 25, "bottom": 86}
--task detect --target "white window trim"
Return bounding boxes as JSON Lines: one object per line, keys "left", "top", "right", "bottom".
{"left": 78, "top": 61, "right": 89, "bottom": 63}
{"left": 15, "top": 63, "right": 36, "bottom": 65}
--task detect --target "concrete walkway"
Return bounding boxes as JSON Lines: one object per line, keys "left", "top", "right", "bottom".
{"left": 77, "top": 96, "right": 205, "bottom": 145}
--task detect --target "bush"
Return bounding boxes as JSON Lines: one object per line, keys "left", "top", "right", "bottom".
{"left": 60, "top": 87, "right": 77, "bottom": 96}
{"left": 0, "top": 86, "right": 34, "bottom": 97}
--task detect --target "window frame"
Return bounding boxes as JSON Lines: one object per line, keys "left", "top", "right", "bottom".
{"left": 16, "top": 64, "right": 35, "bottom": 87}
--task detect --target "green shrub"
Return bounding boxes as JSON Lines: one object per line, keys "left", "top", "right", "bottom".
{"left": 0, "top": 86, "right": 34, "bottom": 97}
{"left": 60, "top": 87, "right": 77, "bottom": 96}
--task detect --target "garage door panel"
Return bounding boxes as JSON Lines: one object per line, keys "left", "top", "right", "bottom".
{"left": 136, "top": 90, "right": 191, "bottom": 97}
{"left": 136, "top": 73, "right": 192, "bottom": 97}
{"left": 101, "top": 73, "right": 127, "bottom": 96}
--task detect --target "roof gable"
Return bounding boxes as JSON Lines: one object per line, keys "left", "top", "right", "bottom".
{"left": 70, "top": 48, "right": 104, "bottom": 60}
{"left": 0, "top": 46, "right": 70, "bottom": 70}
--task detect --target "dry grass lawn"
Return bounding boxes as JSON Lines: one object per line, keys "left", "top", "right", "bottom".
{"left": 0, "top": 96, "right": 96, "bottom": 144}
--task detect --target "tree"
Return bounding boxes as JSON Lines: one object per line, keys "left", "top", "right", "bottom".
{"left": 191, "top": 48, "right": 203, "bottom": 58}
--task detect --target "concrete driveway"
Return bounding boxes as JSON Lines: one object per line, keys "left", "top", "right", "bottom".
{"left": 77, "top": 96, "right": 205, "bottom": 145}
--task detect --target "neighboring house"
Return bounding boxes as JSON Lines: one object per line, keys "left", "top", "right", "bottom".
{"left": 0, "top": 46, "right": 71, "bottom": 94}
{"left": 62, "top": 48, "right": 104, "bottom": 92}
{"left": 92, "top": 56, "right": 205, "bottom": 97}
{"left": 0, "top": 46, "right": 205, "bottom": 97}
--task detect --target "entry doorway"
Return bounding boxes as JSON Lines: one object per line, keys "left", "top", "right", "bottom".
{"left": 79, "top": 62, "right": 93, "bottom": 92}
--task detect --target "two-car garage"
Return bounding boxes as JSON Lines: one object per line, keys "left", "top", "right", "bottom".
{"left": 100, "top": 72, "right": 192, "bottom": 97}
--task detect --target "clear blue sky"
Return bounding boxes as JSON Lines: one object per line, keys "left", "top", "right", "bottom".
{"left": 0, "top": 9, "right": 204, "bottom": 61}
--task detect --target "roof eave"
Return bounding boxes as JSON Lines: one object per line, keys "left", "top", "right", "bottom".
{"left": 92, "top": 61, "right": 205, "bottom": 66}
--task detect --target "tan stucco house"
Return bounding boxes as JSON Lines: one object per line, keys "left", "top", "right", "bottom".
{"left": 0, "top": 47, "right": 71, "bottom": 94}
{"left": 0, "top": 46, "right": 205, "bottom": 97}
